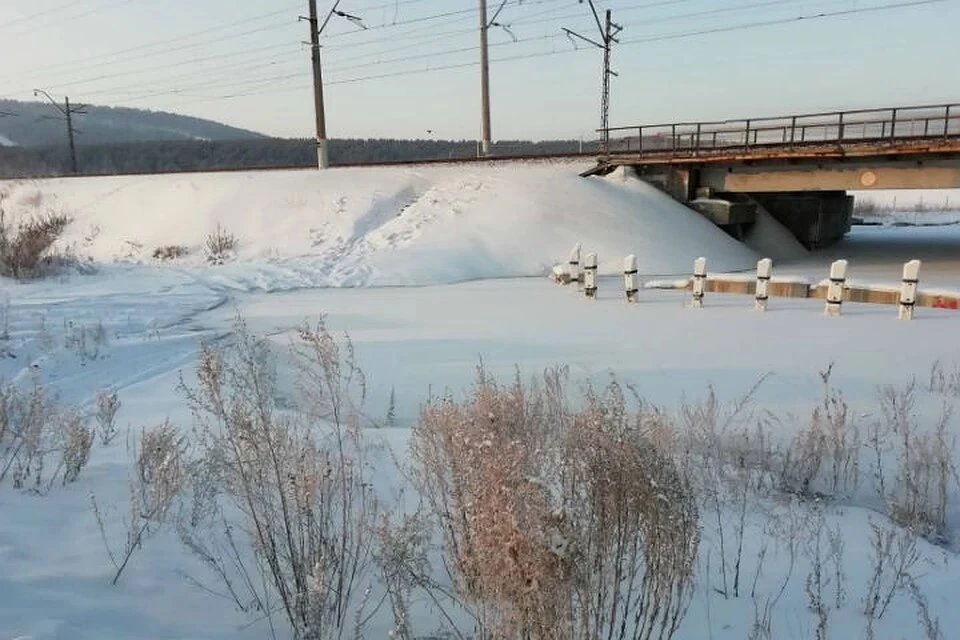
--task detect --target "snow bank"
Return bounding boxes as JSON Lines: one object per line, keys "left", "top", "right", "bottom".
{"left": 5, "top": 161, "right": 764, "bottom": 289}
{"left": 743, "top": 205, "right": 809, "bottom": 261}
{"left": 0, "top": 133, "right": 16, "bottom": 147}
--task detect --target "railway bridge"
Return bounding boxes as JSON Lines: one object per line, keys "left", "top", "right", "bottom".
{"left": 587, "top": 103, "right": 960, "bottom": 248}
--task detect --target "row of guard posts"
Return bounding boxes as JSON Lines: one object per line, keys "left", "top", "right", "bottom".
{"left": 556, "top": 245, "right": 924, "bottom": 320}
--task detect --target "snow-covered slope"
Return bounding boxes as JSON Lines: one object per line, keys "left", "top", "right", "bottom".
{"left": 743, "top": 205, "right": 810, "bottom": 261}
{"left": 0, "top": 133, "right": 16, "bottom": 147}
{"left": 4, "top": 161, "right": 769, "bottom": 288}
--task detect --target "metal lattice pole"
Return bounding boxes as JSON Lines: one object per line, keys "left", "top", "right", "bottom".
{"left": 563, "top": 1, "right": 621, "bottom": 157}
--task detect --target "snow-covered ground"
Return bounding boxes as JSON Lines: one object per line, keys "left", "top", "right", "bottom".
{"left": 2, "top": 163, "right": 960, "bottom": 640}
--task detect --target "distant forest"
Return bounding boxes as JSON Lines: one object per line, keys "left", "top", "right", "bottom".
{"left": 0, "top": 137, "right": 601, "bottom": 179}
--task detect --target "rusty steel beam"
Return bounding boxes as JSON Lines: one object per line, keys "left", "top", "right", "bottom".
{"left": 602, "top": 139, "right": 960, "bottom": 167}
{"left": 700, "top": 163, "right": 960, "bottom": 192}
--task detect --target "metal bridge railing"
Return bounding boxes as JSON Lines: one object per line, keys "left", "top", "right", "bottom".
{"left": 601, "top": 103, "right": 960, "bottom": 158}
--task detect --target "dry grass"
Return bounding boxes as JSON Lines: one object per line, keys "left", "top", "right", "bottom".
{"left": 63, "top": 319, "right": 109, "bottom": 363}
{"left": 876, "top": 383, "right": 956, "bottom": 543}
{"left": 0, "top": 203, "right": 72, "bottom": 280}
{"left": 94, "top": 390, "right": 121, "bottom": 446}
{"left": 862, "top": 519, "right": 922, "bottom": 638}
{"left": 0, "top": 377, "right": 94, "bottom": 492}
{"left": 204, "top": 224, "right": 237, "bottom": 265}
{"left": 928, "top": 361, "right": 960, "bottom": 397}
{"left": 373, "top": 511, "right": 433, "bottom": 640}
{"left": 779, "top": 366, "right": 860, "bottom": 500}
{"left": 92, "top": 420, "right": 187, "bottom": 584}
{"left": 411, "top": 366, "right": 699, "bottom": 640}
{"left": 152, "top": 245, "right": 189, "bottom": 261}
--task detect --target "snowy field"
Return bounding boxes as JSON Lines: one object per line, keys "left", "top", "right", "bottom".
{"left": 1, "top": 164, "right": 960, "bottom": 640}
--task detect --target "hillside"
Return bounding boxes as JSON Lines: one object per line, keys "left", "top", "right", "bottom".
{"left": 0, "top": 99, "right": 265, "bottom": 147}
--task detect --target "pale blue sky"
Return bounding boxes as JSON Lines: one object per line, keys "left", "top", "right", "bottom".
{"left": 1, "top": 0, "right": 957, "bottom": 140}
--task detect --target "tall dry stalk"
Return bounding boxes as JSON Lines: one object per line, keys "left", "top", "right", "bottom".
{"left": 177, "top": 316, "right": 379, "bottom": 640}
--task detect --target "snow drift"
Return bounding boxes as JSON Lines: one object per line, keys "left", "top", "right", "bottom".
{"left": 2, "top": 160, "right": 801, "bottom": 288}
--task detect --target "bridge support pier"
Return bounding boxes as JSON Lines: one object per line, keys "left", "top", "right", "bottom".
{"left": 634, "top": 166, "right": 697, "bottom": 202}
{"left": 748, "top": 191, "right": 853, "bottom": 250}
{"left": 632, "top": 164, "right": 853, "bottom": 249}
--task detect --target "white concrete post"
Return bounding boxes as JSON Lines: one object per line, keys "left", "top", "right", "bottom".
{"left": 691, "top": 257, "right": 707, "bottom": 309}
{"left": 568, "top": 243, "right": 582, "bottom": 286}
{"left": 755, "top": 258, "right": 772, "bottom": 312}
{"left": 899, "top": 259, "right": 921, "bottom": 321}
{"left": 624, "top": 254, "right": 639, "bottom": 303}
{"left": 551, "top": 264, "right": 568, "bottom": 284}
{"left": 584, "top": 252, "right": 598, "bottom": 299}
{"left": 824, "top": 259, "right": 848, "bottom": 317}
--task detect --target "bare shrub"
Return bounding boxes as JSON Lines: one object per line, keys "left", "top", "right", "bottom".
{"left": 827, "top": 521, "right": 846, "bottom": 609}
{"left": 0, "top": 202, "right": 72, "bottom": 279}
{"left": 567, "top": 381, "right": 700, "bottom": 640}
{"left": 907, "top": 577, "right": 944, "bottom": 640}
{"left": 747, "top": 498, "right": 807, "bottom": 640}
{"left": 411, "top": 367, "right": 700, "bottom": 640}
{"left": 678, "top": 377, "right": 770, "bottom": 599}
{"left": 409, "top": 367, "right": 540, "bottom": 638}
{"left": 877, "top": 384, "right": 956, "bottom": 542}
{"left": 804, "top": 511, "right": 845, "bottom": 640}
{"left": 928, "top": 360, "right": 960, "bottom": 397}
{"left": 92, "top": 419, "right": 187, "bottom": 584}
{"left": 63, "top": 319, "right": 109, "bottom": 363}
{"left": 0, "top": 292, "right": 9, "bottom": 343}
{"left": 177, "top": 316, "right": 379, "bottom": 640}
{"left": 204, "top": 223, "right": 237, "bottom": 265}
{"left": 779, "top": 365, "right": 859, "bottom": 500}
{"left": 862, "top": 520, "right": 921, "bottom": 637}
{"left": 94, "top": 389, "right": 121, "bottom": 445}
{"left": 57, "top": 411, "right": 94, "bottom": 486}
{"left": 153, "top": 244, "right": 189, "bottom": 261}
{"left": 0, "top": 377, "right": 94, "bottom": 492}
{"left": 373, "top": 511, "right": 433, "bottom": 640}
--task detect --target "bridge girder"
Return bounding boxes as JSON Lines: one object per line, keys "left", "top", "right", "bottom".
{"left": 698, "top": 158, "right": 960, "bottom": 193}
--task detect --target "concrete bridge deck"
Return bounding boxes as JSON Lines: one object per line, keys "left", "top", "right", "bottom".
{"left": 588, "top": 103, "right": 960, "bottom": 248}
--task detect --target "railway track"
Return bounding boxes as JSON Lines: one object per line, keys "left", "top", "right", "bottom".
{"left": 26, "top": 150, "right": 602, "bottom": 180}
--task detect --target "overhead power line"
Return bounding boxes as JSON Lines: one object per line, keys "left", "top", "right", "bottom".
{"left": 5, "top": 0, "right": 568, "bottom": 99}
{"left": 18, "top": 39, "right": 300, "bottom": 95}
{"left": 619, "top": 0, "right": 946, "bottom": 46}
{"left": 148, "top": 0, "right": 945, "bottom": 110}
{"left": 0, "top": 2, "right": 303, "bottom": 81}
{"left": 320, "top": 0, "right": 565, "bottom": 41}
{"left": 1, "top": 0, "right": 137, "bottom": 38}
{"left": 0, "top": 0, "right": 81, "bottom": 30}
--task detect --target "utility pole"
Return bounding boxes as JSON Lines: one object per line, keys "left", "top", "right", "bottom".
{"left": 306, "top": 0, "right": 328, "bottom": 169}
{"left": 479, "top": 0, "right": 510, "bottom": 157}
{"left": 479, "top": 0, "right": 491, "bottom": 156}
{"left": 563, "top": 0, "right": 622, "bottom": 156}
{"left": 301, "top": 0, "right": 365, "bottom": 169}
{"left": 64, "top": 96, "right": 78, "bottom": 175}
{"left": 33, "top": 89, "right": 86, "bottom": 175}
